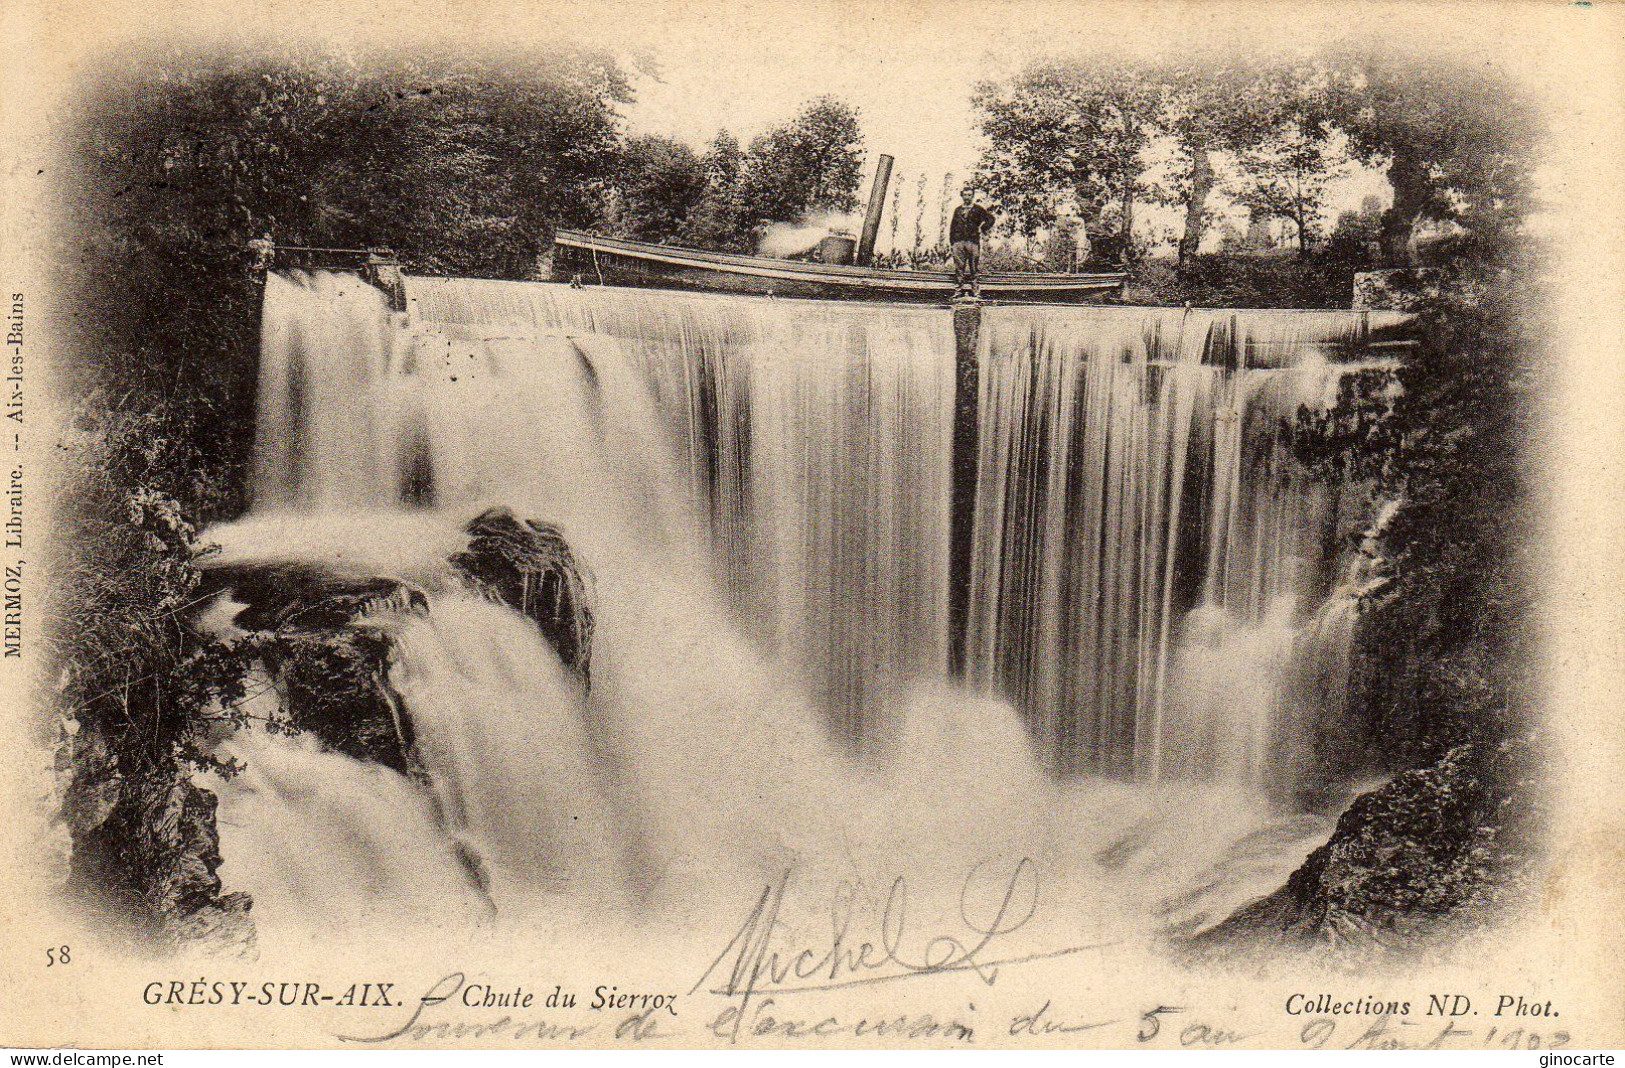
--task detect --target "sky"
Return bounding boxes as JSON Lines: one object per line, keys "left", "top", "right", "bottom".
{"left": 620, "top": 13, "right": 998, "bottom": 184}
{"left": 609, "top": 2, "right": 1393, "bottom": 252}
{"left": 31, "top": 0, "right": 1577, "bottom": 253}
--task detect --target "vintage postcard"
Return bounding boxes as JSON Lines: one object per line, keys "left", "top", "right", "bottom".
{"left": 1, "top": 0, "right": 1622, "bottom": 1053}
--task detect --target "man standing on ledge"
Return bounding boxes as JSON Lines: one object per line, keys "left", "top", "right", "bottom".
{"left": 949, "top": 185, "right": 996, "bottom": 299}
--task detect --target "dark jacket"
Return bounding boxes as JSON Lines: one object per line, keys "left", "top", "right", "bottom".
{"left": 949, "top": 203, "right": 995, "bottom": 244}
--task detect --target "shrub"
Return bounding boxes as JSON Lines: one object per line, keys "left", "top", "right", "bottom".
{"left": 49, "top": 393, "right": 259, "bottom": 931}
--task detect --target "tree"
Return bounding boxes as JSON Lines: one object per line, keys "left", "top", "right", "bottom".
{"left": 680, "top": 130, "right": 750, "bottom": 251}
{"left": 1233, "top": 121, "right": 1348, "bottom": 255}
{"left": 735, "top": 96, "right": 865, "bottom": 225}
{"left": 1323, "top": 47, "right": 1539, "bottom": 265}
{"left": 1148, "top": 58, "right": 1285, "bottom": 261}
{"left": 701, "top": 128, "right": 745, "bottom": 190}
{"left": 912, "top": 172, "right": 928, "bottom": 259}
{"left": 334, "top": 51, "right": 634, "bottom": 278}
{"left": 612, "top": 134, "right": 708, "bottom": 243}
{"left": 888, "top": 172, "right": 905, "bottom": 260}
{"left": 971, "top": 57, "right": 1157, "bottom": 248}
{"left": 62, "top": 44, "right": 634, "bottom": 406}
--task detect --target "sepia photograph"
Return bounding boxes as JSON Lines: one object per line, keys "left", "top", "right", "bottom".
{"left": 1, "top": 0, "right": 1621, "bottom": 1053}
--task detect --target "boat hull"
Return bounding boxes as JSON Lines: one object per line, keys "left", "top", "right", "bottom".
{"left": 550, "top": 230, "right": 1125, "bottom": 304}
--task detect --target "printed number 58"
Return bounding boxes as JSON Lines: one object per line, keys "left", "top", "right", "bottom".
{"left": 46, "top": 945, "right": 70, "bottom": 966}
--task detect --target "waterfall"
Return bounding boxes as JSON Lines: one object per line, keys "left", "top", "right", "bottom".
{"left": 223, "top": 272, "right": 867, "bottom": 926}
{"left": 404, "top": 278, "right": 956, "bottom": 745}
{"left": 252, "top": 272, "right": 409, "bottom": 510}
{"left": 202, "top": 270, "right": 1398, "bottom": 941}
{"left": 245, "top": 273, "right": 1388, "bottom": 788}
{"left": 968, "top": 306, "right": 1380, "bottom": 786}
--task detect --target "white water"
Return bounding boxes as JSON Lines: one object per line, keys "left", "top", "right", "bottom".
{"left": 969, "top": 306, "right": 1376, "bottom": 785}
{"left": 203, "top": 272, "right": 1383, "bottom": 944}
{"left": 405, "top": 277, "right": 954, "bottom": 745}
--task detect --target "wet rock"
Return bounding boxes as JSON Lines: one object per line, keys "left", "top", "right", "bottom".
{"left": 1188, "top": 739, "right": 1541, "bottom": 963}
{"left": 66, "top": 756, "right": 250, "bottom": 954}
{"left": 143, "top": 776, "right": 230, "bottom": 918}
{"left": 167, "top": 892, "right": 257, "bottom": 958}
{"left": 58, "top": 722, "right": 123, "bottom": 839}
{"left": 450, "top": 507, "right": 596, "bottom": 681}
{"left": 259, "top": 629, "right": 412, "bottom": 772}
{"left": 198, "top": 560, "right": 426, "bottom": 771}
{"left": 205, "top": 562, "right": 427, "bottom": 632}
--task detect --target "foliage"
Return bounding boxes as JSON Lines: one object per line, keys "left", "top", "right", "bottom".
{"left": 971, "top": 57, "right": 1158, "bottom": 241}
{"left": 974, "top": 55, "right": 1300, "bottom": 260}
{"left": 1148, "top": 58, "right": 1289, "bottom": 261}
{"left": 82, "top": 45, "right": 631, "bottom": 272}
{"left": 608, "top": 134, "right": 709, "bottom": 244}
{"left": 972, "top": 48, "right": 1536, "bottom": 267}
{"left": 1120, "top": 249, "right": 1374, "bottom": 309}
{"left": 1290, "top": 245, "right": 1542, "bottom": 767}
{"left": 734, "top": 96, "right": 865, "bottom": 227}
{"left": 653, "top": 101, "right": 869, "bottom": 252}
{"left": 680, "top": 130, "right": 752, "bottom": 251}
{"left": 1231, "top": 121, "right": 1349, "bottom": 254}
{"left": 1321, "top": 46, "right": 1541, "bottom": 264}
{"left": 50, "top": 395, "right": 260, "bottom": 779}
{"left": 61, "top": 44, "right": 636, "bottom": 487}
{"left": 50, "top": 395, "right": 262, "bottom": 931}
{"left": 1321, "top": 200, "right": 1387, "bottom": 265}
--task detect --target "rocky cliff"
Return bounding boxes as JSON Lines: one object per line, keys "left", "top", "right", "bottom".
{"left": 1188, "top": 738, "right": 1543, "bottom": 964}
{"left": 60, "top": 507, "right": 597, "bottom": 952}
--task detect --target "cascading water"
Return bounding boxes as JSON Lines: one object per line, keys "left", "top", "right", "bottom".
{"left": 968, "top": 306, "right": 1384, "bottom": 787}
{"left": 405, "top": 278, "right": 955, "bottom": 745}
{"left": 202, "top": 269, "right": 1394, "bottom": 946}
{"left": 221, "top": 273, "right": 861, "bottom": 924}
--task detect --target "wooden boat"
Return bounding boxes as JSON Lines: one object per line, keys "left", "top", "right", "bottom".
{"left": 550, "top": 229, "right": 1126, "bottom": 305}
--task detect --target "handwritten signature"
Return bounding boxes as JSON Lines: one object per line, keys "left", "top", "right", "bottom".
{"left": 691, "top": 858, "right": 1116, "bottom": 1004}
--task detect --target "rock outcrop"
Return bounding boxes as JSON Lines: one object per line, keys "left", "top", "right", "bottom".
{"left": 258, "top": 630, "right": 414, "bottom": 772}
{"left": 204, "top": 562, "right": 428, "bottom": 771}
{"left": 207, "top": 561, "right": 428, "bottom": 632}
{"left": 60, "top": 509, "right": 599, "bottom": 955}
{"left": 1188, "top": 739, "right": 1541, "bottom": 963}
{"left": 199, "top": 507, "right": 598, "bottom": 772}
{"left": 450, "top": 507, "right": 596, "bottom": 682}
{"left": 62, "top": 721, "right": 256, "bottom": 957}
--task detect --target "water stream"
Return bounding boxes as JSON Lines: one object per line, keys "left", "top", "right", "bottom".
{"left": 203, "top": 271, "right": 1386, "bottom": 944}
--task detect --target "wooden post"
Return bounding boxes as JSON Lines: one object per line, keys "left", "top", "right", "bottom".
{"left": 948, "top": 301, "right": 981, "bottom": 677}
{"left": 247, "top": 235, "right": 275, "bottom": 282}
{"left": 363, "top": 248, "right": 407, "bottom": 312}
{"left": 856, "top": 154, "right": 894, "bottom": 267}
